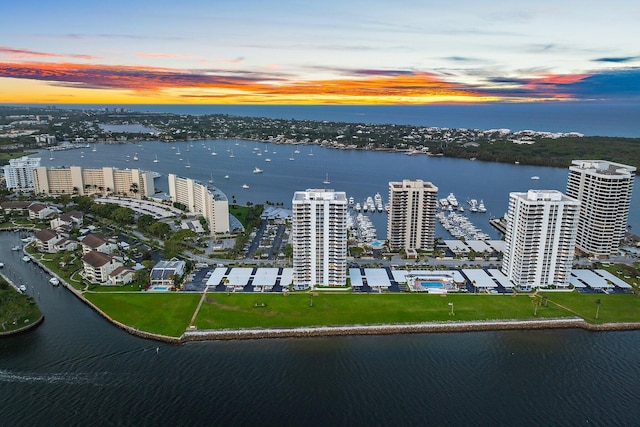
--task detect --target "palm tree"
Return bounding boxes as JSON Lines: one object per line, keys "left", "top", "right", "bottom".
{"left": 130, "top": 182, "right": 139, "bottom": 198}
{"left": 595, "top": 299, "right": 602, "bottom": 320}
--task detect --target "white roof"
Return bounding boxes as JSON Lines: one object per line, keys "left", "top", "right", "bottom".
{"left": 444, "top": 240, "right": 470, "bottom": 253}
{"left": 466, "top": 240, "right": 492, "bottom": 252}
{"left": 206, "top": 267, "right": 228, "bottom": 286}
{"left": 363, "top": 268, "right": 391, "bottom": 288}
{"left": 349, "top": 268, "right": 364, "bottom": 287}
{"left": 227, "top": 268, "right": 253, "bottom": 286}
{"left": 462, "top": 269, "right": 497, "bottom": 288}
{"left": 391, "top": 270, "right": 408, "bottom": 283}
{"left": 569, "top": 275, "right": 587, "bottom": 288}
{"left": 594, "top": 269, "right": 632, "bottom": 289}
{"left": 487, "top": 240, "right": 506, "bottom": 252}
{"left": 571, "top": 269, "right": 613, "bottom": 289}
{"left": 253, "top": 268, "right": 279, "bottom": 286}
{"left": 486, "top": 269, "right": 515, "bottom": 288}
{"left": 280, "top": 268, "right": 293, "bottom": 287}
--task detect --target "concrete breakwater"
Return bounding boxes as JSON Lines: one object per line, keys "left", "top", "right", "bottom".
{"left": 180, "top": 318, "right": 640, "bottom": 342}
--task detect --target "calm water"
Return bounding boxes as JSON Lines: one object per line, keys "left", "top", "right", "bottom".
{"left": 2, "top": 232, "right": 640, "bottom": 426}
{"left": 39, "top": 139, "right": 638, "bottom": 239}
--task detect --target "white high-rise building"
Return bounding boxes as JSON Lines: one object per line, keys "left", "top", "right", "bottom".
{"left": 566, "top": 160, "right": 635, "bottom": 258}
{"left": 292, "top": 189, "right": 347, "bottom": 290}
{"left": 167, "top": 174, "right": 229, "bottom": 234}
{"left": 501, "top": 190, "right": 580, "bottom": 290}
{"left": 3, "top": 156, "right": 41, "bottom": 191}
{"left": 387, "top": 179, "right": 438, "bottom": 251}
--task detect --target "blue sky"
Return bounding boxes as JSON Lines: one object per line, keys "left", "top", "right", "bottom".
{"left": 1, "top": 0, "right": 639, "bottom": 104}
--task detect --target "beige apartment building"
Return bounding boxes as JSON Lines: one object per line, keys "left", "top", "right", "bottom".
{"left": 566, "top": 160, "right": 635, "bottom": 258}
{"left": 167, "top": 174, "right": 229, "bottom": 234}
{"left": 387, "top": 179, "right": 438, "bottom": 252}
{"left": 33, "top": 166, "right": 155, "bottom": 199}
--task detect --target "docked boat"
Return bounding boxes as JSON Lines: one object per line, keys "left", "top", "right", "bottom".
{"left": 348, "top": 196, "right": 354, "bottom": 206}
{"left": 354, "top": 202, "right": 361, "bottom": 212}
{"left": 253, "top": 167, "right": 263, "bottom": 174}
{"left": 49, "top": 277, "right": 60, "bottom": 286}
{"left": 446, "top": 193, "right": 459, "bottom": 207}
{"left": 18, "top": 284, "right": 26, "bottom": 292}
{"left": 22, "top": 256, "right": 30, "bottom": 262}
{"left": 11, "top": 245, "right": 21, "bottom": 251}
{"left": 478, "top": 200, "right": 487, "bottom": 213}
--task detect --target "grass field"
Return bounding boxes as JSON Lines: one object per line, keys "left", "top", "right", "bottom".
{"left": 541, "top": 292, "right": 640, "bottom": 324}
{"left": 193, "top": 293, "right": 573, "bottom": 330}
{"left": 85, "top": 292, "right": 200, "bottom": 337}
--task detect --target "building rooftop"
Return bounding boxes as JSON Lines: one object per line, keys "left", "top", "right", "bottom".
{"left": 82, "top": 250, "right": 113, "bottom": 268}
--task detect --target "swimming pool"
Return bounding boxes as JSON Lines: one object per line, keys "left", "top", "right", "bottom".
{"left": 150, "top": 286, "right": 170, "bottom": 291}
{"left": 419, "top": 281, "right": 446, "bottom": 288}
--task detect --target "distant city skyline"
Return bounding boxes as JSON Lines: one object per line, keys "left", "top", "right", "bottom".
{"left": 1, "top": 1, "right": 639, "bottom": 105}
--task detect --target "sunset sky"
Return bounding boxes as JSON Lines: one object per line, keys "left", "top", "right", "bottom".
{"left": 1, "top": 0, "right": 639, "bottom": 105}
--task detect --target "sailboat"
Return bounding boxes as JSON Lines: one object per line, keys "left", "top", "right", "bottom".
{"left": 92, "top": 146, "right": 97, "bottom": 152}
{"left": 253, "top": 166, "right": 263, "bottom": 174}
{"left": 323, "top": 173, "right": 330, "bottom": 185}
{"left": 211, "top": 145, "right": 217, "bottom": 156}
{"left": 185, "top": 159, "right": 191, "bottom": 168}
{"left": 49, "top": 149, "right": 54, "bottom": 160}
{"left": 153, "top": 154, "right": 159, "bottom": 163}
{"left": 133, "top": 153, "right": 139, "bottom": 161}
{"left": 229, "top": 150, "right": 235, "bottom": 158}
{"left": 208, "top": 174, "right": 214, "bottom": 183}
{"left": 308, "top": 148, "right": 314, "bottom": 156}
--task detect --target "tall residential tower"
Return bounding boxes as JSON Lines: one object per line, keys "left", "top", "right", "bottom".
{"left": 501, "top": 190, "right": 580, "bottom": 289}
{"left": 3, "top": 156, "right": 41, "bottom": 191}
{"left": 566, "top": 160, "right": 635, "bottom": 258}
{"left": 292, "top": 189, "right": 347, "bottom": 289}
{"left": 387, "top": 179, "right": 438, "bottom": 252}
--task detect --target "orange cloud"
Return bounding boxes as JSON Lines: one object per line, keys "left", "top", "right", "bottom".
{"left": 0, "top": 60, "right": 603, "bottom": 104}
{"left": 0, "top": 46, "right": 97, "bottom": 60}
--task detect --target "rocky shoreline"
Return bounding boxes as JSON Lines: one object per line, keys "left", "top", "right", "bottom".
{"left": 180, "top": 318, "right": 640, "bottom": 342}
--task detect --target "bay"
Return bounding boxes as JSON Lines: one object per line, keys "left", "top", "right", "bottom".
{"left": 39, "top": 139, "right": 638, "bottom": 239}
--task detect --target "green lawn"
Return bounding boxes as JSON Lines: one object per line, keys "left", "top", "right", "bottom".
{"left": 85, "top": 292, "right": 201, "bottom": 337}
{"left": 0, "top": 279, "right": 42, "bottom": 333}
{"left": 541, "top": 292, "right": 640, "bottom": 324}
{"left": 194, "top": 293, "right": 572, "bottom": 330}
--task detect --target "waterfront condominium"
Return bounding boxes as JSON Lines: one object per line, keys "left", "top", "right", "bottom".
{"left": 167, "top": 174, "right": 229, "bottom": 234}
{"left": 292, "top": 189, "right": 348, "bottom": 290}
{"left": 501, "top": 190, "right": 580, "bottom": 290}
{"left": 566, "top": 160, "right": 636, "bottom": 259}
{"left": 3, "top": 156, "right": 41, "bottom": 191}
{"left": 387, "top": 179, "right": 438, "bottom": 252}
{"left": 33, "top": 166, "right": 154, "bottom": 199}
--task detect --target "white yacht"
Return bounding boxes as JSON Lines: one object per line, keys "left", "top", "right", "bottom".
{"left": 478, "top": 200, "right": 487, "bottom": 213}
{"left": 242, "top": 184, "right": 250, "bottom": 189}
{"left": 224, "top": 175, "right": 230, "bottom": 179}
{"left": 265, "top": 158, "right": 271, "bottom": 162}
{"left": 49, "top": 277, "right": 60, "bottom": 286}
{"left": 133, "top": 153, "right": 139, "bottom": 161}
{"left": 153, "top": 155, "right": 159, "bottom": 163}
{"left": 22, "top": 256, "right": 30, "bottom": 262}
{"left": 253, "top": 167, "right": 263, "bottom": 174}
{"left": 348, "top": 196, "right": 354, "bottom": 206}
{"left": 531, "top": 176, "right": 540, "bottom": 180}
{"left": 446, "top": 193, "right": 459, "bottom": 207}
